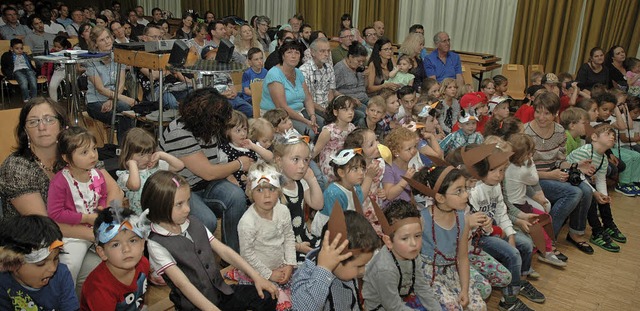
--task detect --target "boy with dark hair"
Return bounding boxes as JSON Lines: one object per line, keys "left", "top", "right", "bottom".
{"left": 0, "top": 38, "right": 37, "bottom": 102}
{"left": 292, "top": 209, "right": 380, "bottom": 310}
{"left": 241, "top": 47, "right": 267, "bottom": 104}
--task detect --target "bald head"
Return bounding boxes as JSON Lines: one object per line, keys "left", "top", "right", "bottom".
{"left": 373, "top": 21, "right": 384, "bottom": 37}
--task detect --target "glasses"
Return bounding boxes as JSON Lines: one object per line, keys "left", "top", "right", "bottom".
{"left": 365, "top": 33, "right": 377, "bottom": 37}
{"left": 381, "top": 47, "right": 393, "bottom": 52}
{"left": 340, "top": 34, "right": 355, "bottom": 39}
{"left": 446, "top": 187, "right": 470, "bottom": 197}
{"left": 26, "top": 115, "right": 59, "bottom": 128}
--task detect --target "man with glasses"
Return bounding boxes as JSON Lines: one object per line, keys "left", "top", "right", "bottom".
{"left": 0, "top": 7, "right": 30, "bottom": 40}
{"left": 300, "top": 37, "right": 339, "bottom": 125}
{"left": 424, "top": 31, "right": 463, "bottom": 86}
{"left": 361, "top": 26, "right": 377, "bottom": 58}
{"left": 332, "top": 28, "right": 354, "bottom": 65}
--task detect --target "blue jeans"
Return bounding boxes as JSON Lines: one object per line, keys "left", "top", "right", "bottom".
{"left": 539, "top": 179, "right": 592, "bottom": 236}
{"left": 229, "top": 95, "right": 253, "bottom": 118}
{"left": 476, "top": 232, "right": 532, "bottom": 296}
{"left": 192, "top": 179, "right": 247, "bottom": 252}
{"left": 152, "top": 88, "right": 190, "bottom": 109}
{"left": 13, "top": 68, "right": 37, "bottom": 101}
{"left": 291, "top": 109, "right": 326, "bottom": 142}
{"left": 87, "top": 100, "right": 134, "bottom": 145}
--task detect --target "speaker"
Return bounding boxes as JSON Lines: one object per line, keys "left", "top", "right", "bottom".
{"left": 215, "top": 39, "right": 235, "bottom": 63}
{"left": 168, "top": 39, "right": 189, "bottom": 66}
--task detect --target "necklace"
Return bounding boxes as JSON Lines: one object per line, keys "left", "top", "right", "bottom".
{"left": 31, "top": 150, "right": 53, "bottom": 173}
{"left": 530, "top": 122, "right": 554, "bottom": 144}
{"left": 69, "top": 168, "right": 97, "bottom": 214}
{"left": 429, "top": 205, "right": 459, "bottom": 286}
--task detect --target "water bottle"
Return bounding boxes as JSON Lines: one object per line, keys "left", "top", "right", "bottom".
{"left": 44, "top": 40, "right": 49, "bottom": 55}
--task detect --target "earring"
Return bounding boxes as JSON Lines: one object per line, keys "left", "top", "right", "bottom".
{"left": 27, "top": 136, "right": 31, "bottom": 149}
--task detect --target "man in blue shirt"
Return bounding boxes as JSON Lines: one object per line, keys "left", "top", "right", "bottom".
{"left": 423, "top": 31, "right": 463, "bottom": 86}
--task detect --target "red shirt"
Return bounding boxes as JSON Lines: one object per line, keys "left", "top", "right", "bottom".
{"left": 515, "top": 104, "right": 534, "bottom": 124}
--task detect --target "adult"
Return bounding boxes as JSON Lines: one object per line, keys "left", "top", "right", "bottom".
{"left": 36, "top": 5, "right": 65, "bottom": 36}
{"left": 361, "top": 26, "right": 377, "bottom": 57}
{"left": 65, "top": 8, "right": 84, "bottom": 38}
{"left": 302, "top": 30, "right": 328, "bottom": 64}
{"left": 334, "top": 42, "right": 369, "bottom": 105}
{"left": 255, "top": 15, "right": 271, "bottom": 52}
{"left": 134, "top": 6, "right": 149, "bottom": 26}
{"left": 109, "top": 20, "right": 128, "bottom": 44}
{"left": 174, "top": 12, "right": 194, "bottom": 40}
{"left": 155, "top": 19, "right": 172, "bottom": 40}
{"left": 100, "top": 9, "right": 115, "bottom": 23}
{"left": 576, "top": 47, "right": 610, "bottom": 91}
{"left": 300, "top": 37, "right": 341, "bottom": 121}
{"left": 261, "top": 40, "right": 319, "bottom": 139}
{"left": 0, "top": 97, "right": 123, "bottom": 296}
{"left": 366, "top": 37, "right": 400, "bottom": 95}
{"left": 340, "top": 13, "right": 362, "bottom": 45}
{"left": 269, "top": 24, "right": 292, "bottom": 54}
{"left": 56, "top": 4, "right": 72, "bottom": 27}
{"left": 204, "top": 11, "right": 216, "bottom": 24}
{"left": 289, "top": 14, "right": 303, "bottom": 39}
{"left": 0, "top": 6, "right": 30, "bottom": 40}
{"left": 150, "top": 7, "right": 163, "bottom": 24}
{"left": 24, "top": 15, "right": 56, "bottom": 54}
{"left": 74, "top": 23, "right": 92, "bottom": 50}
{"left": 122, "top": 21, "right": 132, "bottom": 41}
{"left": 95, "top": 15, "right": 108, "bottom": 28}
{"left": 234, "top": 24, "right": 262, "bottom": 58}
{"left": 524, "top": 92, "right": 596, "bottom": 255}
{"left": 159, "top": 88, "right": 250, "bottom": 252}
{"left": 398, "top": 32, "right": 427, "bottom": 92}
{"left": 373, "top": 20, "right": 385, "bottom": 38}
{"left": 127, "top": 9, "right": 145, "bottom": 41}
{"left": 84, "top": 26, "right": 136, "bottom": 144}
{"left": 264, "top": 28, "right": 296, "bottom": 70}
{"left": 604, "top": 45, "right": 628, "bottom": 90}
{"left": 332, "top": 28, "right": 353, "bottom": 65}
{"left": 299, "top": 23, "right": 312, "bottom": 49}
{"left": 222, "top": 17, "right": 237, "bottom": 42}
{"left": 424, "top": 31, "right": 463, "bottom": 86}
{"left": 111, "top": 1, "right": 122, "bottom": 21}
{"left": 187, "top": 22, "right": 212, "bottom": 57}
{"left": 19, "top": 0, "right": 36, "bottom": 26}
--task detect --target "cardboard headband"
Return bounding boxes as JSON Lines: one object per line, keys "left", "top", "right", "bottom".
{"left": 248, "top": 165, "right": 281, "bottom": 190}
{"left": 402, "top": 166, "right": 455, "bottom": 199}
{"left": 97, "top": 220, "right": 144, "bottom": 244}
{"left": 282, "top": 128, "right": 310, "bottom": 145}
{"left": 327, "top": 190, "right": 366, "bottom": 255}
{"left": 370, "top": 199, "right": 421, "bottom": 236}
{"left": 330, "top": 148, "right": 362, "bottom": 166}
{"left": 24, "top": 240, "right": 64, "bottom": 263}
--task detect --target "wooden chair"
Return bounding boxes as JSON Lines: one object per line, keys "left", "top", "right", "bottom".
{"left": 0, "top": 44, "right": 48, "bottom": 103}
{"left": 528, "top": 64, "right": 544, "bottom": 86}
{"left": 461, "top": 65, "right": 473, "bottom": 86}
{"left": 501, "top": 64, "right": 526, "bottom": 100}
{"left": 0, "top": 108, "right": 21, "bottom": 162}
{"left": 250, "top": 80, "right": 263, "bottom": 118}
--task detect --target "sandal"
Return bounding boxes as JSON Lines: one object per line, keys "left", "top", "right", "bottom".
{"left": 552, "top": 248, "right": 568, "bottom": 262}
{"left": 566, "top": 234, "right": 594, "bottom": 254}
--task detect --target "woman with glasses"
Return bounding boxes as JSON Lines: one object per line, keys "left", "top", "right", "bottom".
{"left": 0, "top": 97, "right": 123, "bottom": 296}
{"left": 255, "top": 16, "right": 271, "bottom": 52}
{"left": 366, "top": 37, "right": 401, "bottom": 96}
{"left": 334, "top": 42, "right": 369, "bottom": 106}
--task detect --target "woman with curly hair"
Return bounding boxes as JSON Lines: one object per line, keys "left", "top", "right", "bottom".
{"left": 159, "top": 88, "right": 251, "bottom": 253}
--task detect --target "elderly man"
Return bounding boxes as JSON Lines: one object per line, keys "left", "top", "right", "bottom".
{"left": 65, "top": 8, "right": 85, "bottom": 38}
{"left": 373, "top": 20, "right": 384, "bottom": 38}
{"left": 25, "top": 15, "right": 55, "bottom": 54}
{"left": 423, "top": 31, "right": 463, "bottom": 85}
{"left": 332, "top": 28, "right": 353, "bottom": 65}
{"left": 0, "top": 7, "right": 30, "bottom": 40}
{"left": 300, "top": 38, "right": 339, "bottom": 124}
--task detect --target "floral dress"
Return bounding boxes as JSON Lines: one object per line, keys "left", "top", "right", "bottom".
{"left": 318, "top": 123, "right": 356, "bottom": 182}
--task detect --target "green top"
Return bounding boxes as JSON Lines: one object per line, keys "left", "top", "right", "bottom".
{"left": 565, "top": 130, "right": 583, "bottom": 156}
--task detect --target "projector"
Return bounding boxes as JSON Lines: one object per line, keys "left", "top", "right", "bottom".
{"left": 114, "top": 40, "right": 185, "bottom": 52}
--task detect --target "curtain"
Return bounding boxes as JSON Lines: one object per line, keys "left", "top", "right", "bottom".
{"left": 137, "top": 0, "right": 181, "bottom": 17}
{"left": 296, "top": 0, "right": 352, "bottom": 38}
{"left": 357, "top": 0, "right": 400, "bottom": 43}
{"left": 180, "top": 0, "right": 244, "bottom": 19}
{"left": 510, "top": 0, "right": 585, "bottom": 74}
{"left": 398, "top": 0, "right": 518, "bottom": 67}
{"left": 576, "top": 0, "right": 640, "bottom": 65}
{"left": 245, "top": 0, "right": 296, "bottom": 26}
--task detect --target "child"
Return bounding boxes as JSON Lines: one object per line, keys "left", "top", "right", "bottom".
{"left": 387, "top": 55, "right": 415, "bottom": 87}
{"left": 439, "top": 109, "right": 484, "bottom": 155}
{"left": 619, "top": 97, "right": 640, "bottom": 153}
{"left": 420, "top": 78, "right": 441, "bottom": 102}
{"left": 0, "top": 38, "right": 38, "bottom": 102}
{"left": 529, "top": 71, "right": 543, "bottom": 86}
{"left": 379, "top": 88, "right": 401, "bottom": 136}
{"left": 144, "top": 171, "right": 278, "bottom": 310}
{"left": 514, "top": 85, "right": 545, "bottom": 124}
{"left": 313, "top": 95, "right": 357, "bottom": 183}
{"left": 623, "top": 57, "right": 640, "bottom": 96}
{"left": 219, "top": 110, "right": 274, "bottom": 191}
{"left": 116, "top": 128, "right": 184, "bottom": 214}
{"left": 453, "top": 91, "right": 490, "bottom": 133}
{"left": 576, "top": 98, "right": 599, "bottom": 123}
{"left": 241, "top": 47, "right": 268, "bottom": 103}
{"left": 382, "top": 127, "right": 419, "bottom": 205}
{"left": 567, "top": 124, "right": 626, "bottom": 252}
{"left": 265, "top": 108, "right": 294, "bottom": 141}
{"left": 47, "top": 36, "right": 73, "bottom": 102}
{"left": 492, "top": 75, "right": 508, "bottom": 98}
{"left": 291, "top": 208, "right": 380, "bottom": 310}
{"left": 464, "top": 144, "right": 545, "bottom": 310}
{"left": 249, "top": 117, "right": 276, "bottom": 150}
{"left": 362, "top": 200, "right": 441, "bottom": 310}
{"left": 488, "top": 96, "right": 512, "bottom": 121}
{"left": 395, "top": 85, "right": 418, "bottom": 123}
{"left": 355, "top": 95, "right": 386, "bottom": 141}
{"left": 80, "top": 207, "right": 149, "bottom": 310}
{"left": 0, "top": 215, "right": 76, "bottom": 310}
{"left": 437, "top": 78, "right": 460, "bottom": 135}
{"left": 480, "top": 78, "right": 496, "bottom": 100}
{"left": 344, "top": 128, "right": 386, "bottom": 235}
{"left": 47, "top": 126, "right": 108, "bottom": 285}
{"left": 415, "top": 103, "right": 444, "bottom": 166}
{"left": 557, "top": 72, "right": 583, "bottom": 114}
{"left": 505, "top": 133, "right": 565, "bottom": 267}
{"left": 560, "top": 107, "right": 589, "bottom": 155}
{"left": 236, "top": 162, "right": 297, "bottom": 310}
{"left": 273, "top": 131, "right": 323, "bottom": 263}
{"left": 311, "top": 148, "right": 366, "bottom": 236}
{"left": 406, "top": 166, "right": 486, "bottom": 310}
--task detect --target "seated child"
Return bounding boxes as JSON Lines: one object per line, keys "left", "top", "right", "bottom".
{"left": 249, "top": 118, "right": 276, "bottom": 150}
{"left": 453, "top": 91, "right": 489, "bottom": 133}
{"left": 292, "top": 209, "right": 380, "bottom": 310}
{"left": 483, "top": 116, "right": 523, "bottom": 141}
{"left": 514, "top": 85, "right": 545, "bottom": 124}
{"left": 265, "top": 108, "right": 294, "bottom": 141}
{"left": 387, "top": 55, "right": 415, "bottom": 87}
{"left": 379, "top": 88, "right": 401, "bottom": 136}
{"left": 560, "top": 107, "right": 589, "bottom": 155}
{"left": 439, "top": 109, "right": 484, "bottom": 155}
{"left": 529, "top": 71, "right": 543, "bottom": 86}
{"left": 624, "top": 57, "right": 640, "bottom": 96}
{"left": 488, "top": 96, "right": 512, "bottom": 122}
{"left": 80, "top": 207, "right": 149, "bottom": 310}
{"left": 618, "top": 96, "right": 640, "bottom": 153}
{"left": 480, "top": 78, "right": 496, "bottom": 100}
{"left": 0, "top": 38, "right": 38, "bottom": 102}
{"left": 492, "top": 75, "right": 508, "bottom": 99}
{"left": 0, "top": 215, "right": 76, "bottom": 310}
{"left": 395, "top": 86, "right": 418, "bottom": 124}
{"left": 382, "top": 127, "right": 420, "bottom": 205}
{"left": 437, "top": 78, "right": 460, "bottom": 135}
{"left": 241, "top": 47, "right": 268, "bottom": 103}
{"left": 419, "top": 78, "right": 441, "bottom": 102}
{"left": 355, "top": 95, "right": 386, "bottom": 141}
{"left": 362, "top": 200, "right": 441, "bottom": 310}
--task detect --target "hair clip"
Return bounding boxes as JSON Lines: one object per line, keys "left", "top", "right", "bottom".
{"left": 24, "top": 240, "right": 64, "bottom": 263}
{"left": 171, "top": 177, "right": 180, "bottom": 187}
{"left": 330, "top": 149, "right": 361, "bottom": 166}
{"left": 427, "top": 165, "right": 437, "bottom": 174}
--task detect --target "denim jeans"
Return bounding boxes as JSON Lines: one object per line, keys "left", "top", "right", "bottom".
{"left": 539, "top": 179, "right": 591, "bottom": 236}
{"left": 476, "top": 232, "right": 532, "bottom": 296}
{"left": 13, "top": 68, "right": 37, "bottom": 101}
{"left": 192, "top": 179, "right": 247, "bottom": 253}
{"left": 152, "top": 88, "right": 190, "bottom": 109}
{"left": 291, "top": 109, "right": 326, "bottom": 142}
{"left": 87, "top": 100, "right": 134, "bottom": 145}
{"left": 229, "top": 95, "right": 253, "bottom": 118}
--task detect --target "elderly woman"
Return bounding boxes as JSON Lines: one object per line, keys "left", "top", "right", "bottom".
{"left": 398, "top": 32, "right": 427, "bottom": 92}
{"left": 366, "top": 37, "right": 400, "bottom": 95}
{"left": 84, "top": 26, "right": 136, "bottom": 144}
{"left": 261, "top": 40, "right": 320, "bottom": 139}
{"left": 0, "top": 98, "right": 123, "bottom": 296}
{"left": 334, "top": 42, "right": 369, "bottom": 105}
{"left": 605, "top": 45, "right": 628, "bottom": 90}
{"left": 524, "top": 92, "right": 596, "bottom": 256}
{"left": 575, "top": 47, "right": 609, "bottom": 91}
{"left": 159, "top": 88, "right": 250, "bottom": 252}
{"left": 255, "top": 16, "right": 271, "bottom": 52}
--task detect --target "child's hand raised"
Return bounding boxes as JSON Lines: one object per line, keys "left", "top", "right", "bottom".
{"left": 403, "top": 167, "right": 416, "bottom": 179}
{"left": 467, "top": 212, "right": 489, "bottom": 227}
{"left": 317, "top": 231, "right": 352, "bottom": 272}
{"left": 365, "top": 163, "right": 381, "bottom": 178}
{"left": 149, "top": 152, "right": 162, "bottom": 169}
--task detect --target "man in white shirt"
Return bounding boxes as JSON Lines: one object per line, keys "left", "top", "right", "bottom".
{"left": 65, "top": 8, "right": 84, "bottom": 38}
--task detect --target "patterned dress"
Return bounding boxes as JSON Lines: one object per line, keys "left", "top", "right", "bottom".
{"left": 283, "top": 180, "right": 320, "bottom": 263}
{"left": 318, "top": 123, "right": 356, "bottom": 183}
{"left": 218, "top": 142, "right": 258, "bottom": 192}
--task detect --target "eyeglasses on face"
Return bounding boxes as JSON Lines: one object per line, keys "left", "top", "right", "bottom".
{"left": 26, "top": 115, "right": 59, "bottom": 128}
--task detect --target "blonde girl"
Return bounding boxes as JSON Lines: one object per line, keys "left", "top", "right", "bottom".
{"left": 382, "top": 127, "right": 419, "bottom": 205}
{"left": 249, "top": 118, "right": 276, "bottom": 150}
{"left": 438, "top": 78, "right": 460, "bottom": 135}
{"left": 116, "top": 128, "right": 184, "bottom": 214}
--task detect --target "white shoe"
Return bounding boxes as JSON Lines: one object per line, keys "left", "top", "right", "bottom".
{"left": 537, "top": 252, "right": 567, "bottom": 267}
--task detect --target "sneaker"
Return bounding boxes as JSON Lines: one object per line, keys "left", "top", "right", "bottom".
{"left": 631, "top": 185, "right": 640, "bottom": 196}
{"left": 615, "top": 184, "right": 636, "bottom": 197}
{"left": 537, "top": 252, "right": 567, "bottom": 267}
{"left": 526, "top": 268, "right": 540, "bottom": 279}
{"left": 605, "top": 225, "right": 627, "bottom": 243}
{"left": 519, "top": 280, "right": 546, "bottom": 303}
{"left": 499, "top": 297, "right": 534, "bottom": 311}
{"left": 589, "top": 230, "right": 620, "bottom": 252}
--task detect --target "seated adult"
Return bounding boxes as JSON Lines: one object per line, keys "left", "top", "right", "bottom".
{"left": 331, "top": 28, "right": 353, "bottom": 64}
{"left": 423, "top": 31, "right": 463, "bottom": 85}
{"left": 0, "top": 7, "right": 30, "bottom": 40}
{"left": 264, "top": 28, "right": 296, "bottom": 70}
{"left": 604, "top": 45, "right": 628, "bottom": 90}
{"left": 159, "top": 88, "right": 250, "bottom": 253}
{"left": 334, "top": 42, "right": 369, "bottom": 105}
{"left": 576, "top": 47, "right": 610, "bottom": 91}
{"left": 84, "top": 26, "right": 135, "bottom": 144}
{"left": 109, "top": 20, "right": 128, "bottom": 43}
{"left": 65, "top": 8, "right": 84, "bottom": 38}
{"left": 24, "top": 15, "right": 56, "bottom": 54}
{"left": 0, "top": 98, "right": 123, "bottom": 296}
{"left": 366, "top": 37, "right": 400, "bottom": 96}
{"left": 187, "top": 22, "right": 212, "bottom": 56}
{"left": 524, "top": 91, "right": 596, "bottom": 255}
{"left": 300, "top": 37, "right": 343, "bottom": 121}
{"left": 255, "top": 15, "right": 271, "bottom": 52}
{"left": 73, "top": 23, "right": 92, "bottom": 50}
{"left": 260, "top": 40, "right": 320, "bottom": 139}
{"left": 398, "top": 32, "right": 427, "bottom": 92}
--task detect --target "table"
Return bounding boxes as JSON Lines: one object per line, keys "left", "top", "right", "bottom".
{"left": 34, "top": 53, "right": 110, "bottom": 125}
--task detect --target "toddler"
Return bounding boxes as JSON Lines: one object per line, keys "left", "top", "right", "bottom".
{"left": 387, "top": 55, "right": 415, "bottom": 87}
